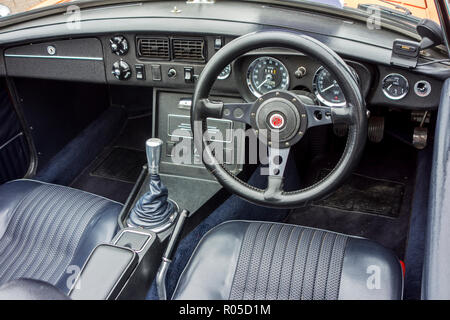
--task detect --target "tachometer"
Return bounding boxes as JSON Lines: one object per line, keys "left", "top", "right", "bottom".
{"left": 246, "top": 57, "right": 289, "bottom": 98}
{"left": 313, "top": 67, "right": 346, "bottom": 107}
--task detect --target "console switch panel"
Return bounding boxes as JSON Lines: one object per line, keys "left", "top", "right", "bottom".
{"left": 151, "top": 65, "right": 162, "bottom": 81}
{"left": 135, "top": 64, "right": 145, "bottom": 80}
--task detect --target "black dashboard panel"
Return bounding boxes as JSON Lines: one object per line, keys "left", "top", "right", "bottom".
{"left": 370, "top": 65, "right": 442, "bottom": 110}
{"left": 0, "top": 1, "right": 447, "bottom": 110}
{"left": 4, "top": 38, "right": 105, "bottom": 83}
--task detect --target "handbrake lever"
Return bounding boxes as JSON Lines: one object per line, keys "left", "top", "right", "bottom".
{"left": 156, "top": 209, "right": 190, "bottom": 300}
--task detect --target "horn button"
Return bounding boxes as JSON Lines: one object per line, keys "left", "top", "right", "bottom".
{"left": 250, "top": 91, "right": 308, "bottom": 148}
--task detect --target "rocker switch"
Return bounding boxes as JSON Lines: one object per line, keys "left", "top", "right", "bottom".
{"left": 184, "top": 67, "right": 194, "bottom": 83}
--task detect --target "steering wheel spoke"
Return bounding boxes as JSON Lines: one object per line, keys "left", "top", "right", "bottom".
{"left": 200, "top": 98, "right": 253, "bottom": 126}
{"left": 305, "top": 105, "right": 333, "bottom": 128}
{"left": 305, "top": 104, "right": 355, "bottom": 129}
{"left": 263, "top": 146, "right": 290, "bottom": 199}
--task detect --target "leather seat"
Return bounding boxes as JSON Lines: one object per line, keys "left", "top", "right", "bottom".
{"left": 173, "top": 221, "right": 404, "bottom": 300}
{"left": 0, "top": 179, "right": 122, "bottom": 295}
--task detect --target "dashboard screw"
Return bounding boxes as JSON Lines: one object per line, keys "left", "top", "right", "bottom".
{"left": 292, "top": 98, "right": 296, "bottom": 102}
{"left": 251, "top": 112, "right": 256, "bottom": 117}
{"left": 285, "top": 142, "right": 290, "bottom": 146}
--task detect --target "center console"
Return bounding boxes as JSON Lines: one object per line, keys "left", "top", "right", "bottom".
{"left": 64, "top": 33, "right": 248, "bottom": 300}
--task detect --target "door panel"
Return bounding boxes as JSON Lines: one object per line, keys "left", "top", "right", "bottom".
{"left": 0, "top": 80, "right": 30, "bottom": 184}
{"left": 423, "top": 78, "right": 450, "bottom": 299}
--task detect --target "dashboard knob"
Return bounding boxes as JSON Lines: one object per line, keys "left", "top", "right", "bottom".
{"left": 168, "top": 68, "right": 177, "bottom": 78}
{"left": 112, "top": 60, "right": 132, "bottom": 80}
{"left": 110, "top": 35, "right": 129, "bottom": 56}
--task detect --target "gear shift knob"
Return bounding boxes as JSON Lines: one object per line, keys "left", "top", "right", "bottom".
{"left": 146, "top": 138, "right": 163, "bottom": 175}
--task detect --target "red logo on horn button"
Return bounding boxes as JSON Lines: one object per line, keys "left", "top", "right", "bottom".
{"left": 269, "top": 113, "right": 285, "bottom": 129}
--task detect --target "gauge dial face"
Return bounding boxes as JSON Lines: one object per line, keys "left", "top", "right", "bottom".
{"left": 382, "top": 74, "right": 409, "bottom": 100}
{"left": 218, "top": 64, "right": 232, "bottom": 80}
{"left": 312, "top": 67, "right": 346, "bottom": 107}
{"left": 247, "top": 57, "right": 289, "bottom": 97}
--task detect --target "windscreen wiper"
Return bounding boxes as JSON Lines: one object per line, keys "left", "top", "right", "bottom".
{"left": 378, "top": 0, "right": 411, "bottom": 15}
{"left": 357, "top": 3, "right": 420, "bottom": 24}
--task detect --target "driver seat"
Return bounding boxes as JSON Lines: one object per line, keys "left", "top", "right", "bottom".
{"left": 172, "top": 221, "right": 403, "bottom": 300}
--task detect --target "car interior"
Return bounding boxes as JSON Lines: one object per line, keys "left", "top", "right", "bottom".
{"left": 0, "top": 0, "right": 449, "bottom": 300}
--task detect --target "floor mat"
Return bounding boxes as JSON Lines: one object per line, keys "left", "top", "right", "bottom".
{"left": 286, "top": 137, "right": 417, "bottom": 259}
{"left": 70, "top": 115, "right": 152, "bottom": 203}
{"left": 91, "top": 147, "right": 146, "bottom": 183}
{"left": 314, "top": 170, "right": 405, "bottom": 218}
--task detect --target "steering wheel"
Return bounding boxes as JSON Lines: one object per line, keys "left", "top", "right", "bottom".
{"left": 191, "top": 31, "right": 367, "bottom": 208}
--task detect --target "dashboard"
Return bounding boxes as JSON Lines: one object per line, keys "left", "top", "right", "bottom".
{"left": 0, "top": 0, "right": 446, "bottom": 180}
{"left": 2, "top": 33, "right": 443, "bottom": 111}
{"left": 0, "top": 1, "right": 446, "bottom": 112}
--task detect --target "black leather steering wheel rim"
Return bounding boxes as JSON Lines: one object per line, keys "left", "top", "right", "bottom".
{"left": 191, "top": 30, "right": 367, "bottom": 208}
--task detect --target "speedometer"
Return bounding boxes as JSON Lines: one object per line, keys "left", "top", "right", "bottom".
{"left": 246, "top": 57, "right": 289, "bottom": 98}
{"left": 313, "top": 67, "right": 346, "bottom": 107}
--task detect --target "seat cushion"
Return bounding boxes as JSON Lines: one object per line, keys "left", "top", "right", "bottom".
{"left": 172, "top": 221, "right": 403, "bottom": 300}
{"left": 0, "top": 179, "right": 122, "bottom": 294}
{"left": 0, "top": 279, "right": 69, "bottom": 300}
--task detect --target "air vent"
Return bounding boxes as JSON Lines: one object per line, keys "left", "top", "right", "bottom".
{"left": 137, "top": 37, "right": 170, "bottom": 60}
{"left": 172, "top": 38, "right": 206, "bottom": 62}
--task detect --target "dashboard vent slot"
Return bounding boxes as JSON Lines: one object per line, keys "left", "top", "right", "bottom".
{"left": 137, "top": 37, "right": 170, "bottom": 60}
{"left": 172, "top": 38, "right": 205, "bottom": 62}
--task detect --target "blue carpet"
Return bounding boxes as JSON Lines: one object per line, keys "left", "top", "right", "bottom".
{"left": 146, "top": 156, "right": 301, "bottom": 300}
{"left": 35, "top": 107, "right": 126, "bottom": 186}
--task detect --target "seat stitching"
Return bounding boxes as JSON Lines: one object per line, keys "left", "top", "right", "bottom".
{"left": 263, "top": 224, "right": 285, "bottom": 299}
{"left": 273, "top": 225, "right": 294, "bottom": 299}
{"left": 286, "top": 227, "right": 304, "bottom": 299}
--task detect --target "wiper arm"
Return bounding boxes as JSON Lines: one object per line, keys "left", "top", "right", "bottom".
{"left": 378, "top": 0, "right": 412, "bottom": 15}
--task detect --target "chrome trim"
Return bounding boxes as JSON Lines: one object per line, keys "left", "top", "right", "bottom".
{"left": 126, "top": 199, "right": 180, "bottom": 234}
{"left": 414, "top": 80, "right": 431, "bottom": 98}
{"left": 0, "top": 132, "right": 23, "bottom": 151}
{"left": 312, "top": 66, "right": 346, "bottom": 107}
{"left": 246, "top": 56, "right": 290, "bottom": 98}
{"left": 382, "top": 73, "right": 409, "bottom": 101}
{"left": 4, "top": 54, "right": 103, "bottom": 61}
{"left": 217, "top": 64, "right": 231, "bottom": 80}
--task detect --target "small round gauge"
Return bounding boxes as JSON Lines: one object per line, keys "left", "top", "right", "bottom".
{"left": 218, "top": 64, "right": 232, "bottom": 80}
{"left": 312, "top": 67, "right": 346, "bottom": 107}
{"left": 246, "top": 57, "right": 289, "bottom": 97}
{"left": 382, "top": 74, "right": 409, "bottom": 100}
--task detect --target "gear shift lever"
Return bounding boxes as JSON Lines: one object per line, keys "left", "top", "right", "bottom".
{"left": 146, "top": 138, "right": 163, "bottom": 175}
{"left": 127, "top": 138, "right": 177, "bottom": 231}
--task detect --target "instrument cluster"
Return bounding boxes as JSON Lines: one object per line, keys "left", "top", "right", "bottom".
{"left": 215, "top": 54, "right": 438, "bottom": 110}
{"left": 226, "top": 55, "right": 361, "bottom": 107}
